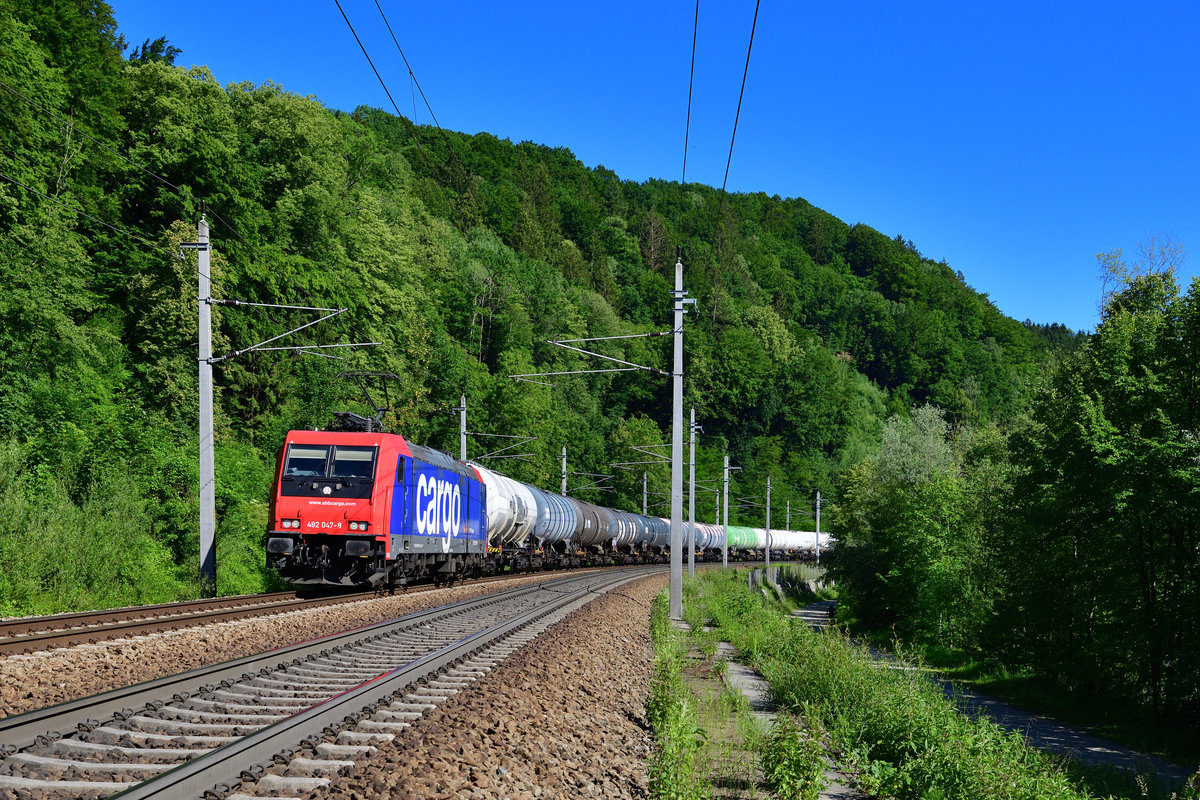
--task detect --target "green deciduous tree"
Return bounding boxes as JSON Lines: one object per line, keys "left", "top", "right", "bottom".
{"left": 1004, "top": 247, "right": 1200, "bottom": 720}
{"left": 831, "top": 406, "right": 998, "bottom": 649}
{"left": 0, "top": 0, "right": 1069, "bottom": 617}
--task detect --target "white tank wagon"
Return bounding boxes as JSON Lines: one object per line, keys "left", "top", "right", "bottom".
{"left": 782, "top": 530, "right": 833, "bottom": 555}
{"left": 612, "top": 509, "right": 641, "bottom": 548}
{"left": 470, "top": 463, "right": 537, "bottom": 547}
{"left": 646, "top": 517, "right": 671, "bottom": 551}
{"left": 703, "top": 522, "right": 726, "bottom": 549}
{"left": 747, "top": 528, "right": 834, "bottom": 556}
{"left": 606, "top": 509, "right": 642, "bottom": 562}
{"left": 688, "top": 521, "right": 722, "bottom": 550}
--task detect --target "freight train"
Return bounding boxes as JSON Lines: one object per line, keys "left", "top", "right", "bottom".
{"left": 266, "top": 425, "right": 831, "bottom": 588}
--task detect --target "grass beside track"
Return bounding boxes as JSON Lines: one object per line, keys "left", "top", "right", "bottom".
{"left": 687, "top": 569, "right": 1197, "bottom": 800}
{"left": 644, "top": 572, "right": 834, "bottom": 800}
{"left": 646, "top": 591, "right": 710, "bottom": 799}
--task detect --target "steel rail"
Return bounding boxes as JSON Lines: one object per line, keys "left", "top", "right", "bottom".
{"left": 0, "top": 570, "right": 644, "bottom": 754}
{"left": 0, "top": 592, "right": 301, "bottom": 634}
{"left": 0, "top": 592, "right": 378, "bottom": 656}
{"left": 110, "top": 568, "right": 657, "bottom": 799}
{"left": 0, "top": 569, "right": 570, "bottom": 656}
{"left": 0, "top": 584, "right": 525, "bottom": 752}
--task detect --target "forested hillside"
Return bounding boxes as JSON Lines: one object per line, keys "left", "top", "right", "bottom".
{"left": 0, "top": 0, "right": 1036, "bottom": 611}
{"left": 2, "top": 0, "right": 1065, "bottom": 622}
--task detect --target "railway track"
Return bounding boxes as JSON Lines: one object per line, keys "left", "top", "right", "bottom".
{"left": 0, "top": 592, "right": 378, "bottom": 656}
{"left": 0, "top": 571, "right": 556, "bottom": 656}
{"left": 0, "top": 567, "right": 661, "bottom": 799}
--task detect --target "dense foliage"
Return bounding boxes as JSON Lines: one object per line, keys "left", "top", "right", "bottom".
{"left": 1003, "top": 254, "right": 1200, "bottom": 721}
{"left": 830, "top": 246, "right": 1200, "bottom": 732}
{"left": 5, "top": 0, "right": 1190, "bottom": 764}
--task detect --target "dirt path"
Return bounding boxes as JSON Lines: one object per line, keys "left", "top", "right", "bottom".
{"left": 795, "top": 600, "right": 1195, "bottom": 787}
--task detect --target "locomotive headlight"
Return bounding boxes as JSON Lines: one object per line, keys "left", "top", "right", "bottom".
{"left": 280, "top": 518, "right": 300, "bottom": 529}
{"left": 349, "top": 521, "right": 369, "bottom": 531}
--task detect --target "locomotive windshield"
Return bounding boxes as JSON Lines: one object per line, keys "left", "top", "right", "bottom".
{"left": 281, "top": 444, "right": 377, "bottom": 498}
{"left": 285, "top": 445, "right": 330, "bottom": 476}
{"left": 331, "top": 446, "right": 377, "bottom": 478}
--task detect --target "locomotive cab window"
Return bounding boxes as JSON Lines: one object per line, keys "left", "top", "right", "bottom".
{"left": 331, "top": 446, "right": 377, "bottom": 479}
{"left": 284, "top": 445, "right": 330, "bottom": 476}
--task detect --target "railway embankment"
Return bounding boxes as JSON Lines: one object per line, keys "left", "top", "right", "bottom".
{"left": 11, "top": 567, "right": 1194, "bottom": 799}
{"left": 0, "top": 570, "right": 664, "bottom": 798}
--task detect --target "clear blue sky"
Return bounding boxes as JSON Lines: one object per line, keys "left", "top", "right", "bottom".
{"left": 110, "top": 0, "right": 1199, "bottom": 332}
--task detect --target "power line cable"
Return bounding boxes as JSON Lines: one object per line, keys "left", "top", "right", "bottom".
{"left": 721, "top": 0, "right": 761, "bottom": 193}
{"left": 682, "top": 0, "right": 700, "bottom": 188}
{"left": 701, "top": 0, "right": 762, "bottom": 337}
{"left": 409, "top": 72, "right": 418, "bottom": 122}
{"left": 372, "top": 0, "right": 444, "bottom": 130}
{"left": 371, "top": 0, "right": 482, "bottom": 209}
{"left": 331, "top": 0, "right": 507, "bottom": 407}
{"left": 332, "top": 0, "right": 437, "bottom": 181}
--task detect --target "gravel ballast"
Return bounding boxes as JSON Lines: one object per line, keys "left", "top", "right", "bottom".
{"left": 0, "top": 573, "right": 601, "bottom": 718}
{"left": 316, "top": 573, "right": 666, "bottom": 800}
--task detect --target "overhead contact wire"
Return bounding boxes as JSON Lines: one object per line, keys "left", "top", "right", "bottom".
{"left": 372, "top": 0, "right": 481, "bottom": 209}
{"left": 682, "top": 0, "right": 700, "bottom": 188}
{"left": 721, "top": 0, "right": 761, "bottom": 193}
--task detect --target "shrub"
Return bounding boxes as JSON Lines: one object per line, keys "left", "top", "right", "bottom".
{"left": 761, "top": 709, "right": 827, "bottom": 800}
{"left": 0, "top": 440, "right": 193, "bottom": 614}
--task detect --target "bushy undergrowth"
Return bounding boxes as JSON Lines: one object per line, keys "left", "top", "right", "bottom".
{"left": 647, "top": 592, "right": 710, "bottom": 800}
{"left": 695, "top": 570, "right": 1112, "bottom": 800}
{"left": 761, "top": 709, "right": 828, "bottom": 800}
{"left": 0, "top": 441, "right": 194, "bottom": 615}
{"left": 0, "top": 439, "right": 277, "bottom": 615}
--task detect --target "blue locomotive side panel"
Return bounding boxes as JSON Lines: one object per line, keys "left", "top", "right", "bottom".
{"left": 389, "top": 456, "right": 486, "bottom": 556}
